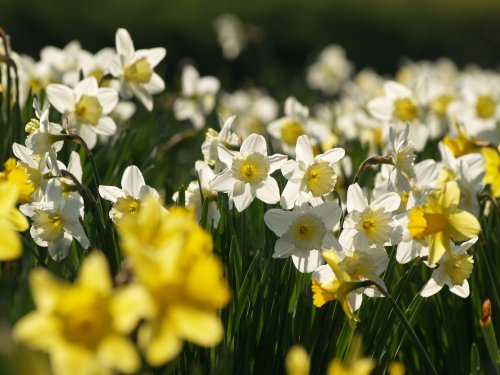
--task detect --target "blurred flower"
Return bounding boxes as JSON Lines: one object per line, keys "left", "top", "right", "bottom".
{"left": 326, "top": 357, "right": 375, "bottom": 375}
{"left": 280, "top": 135, "right": 344, "bottom": 209}
{"left": 285, "top": 345, "right": 310, "bottom": 375}
{"left": 421, "top": 236, "right": 477, "bottom": 298}
{"left": 20, "top": 179, "right": 89, "bottom": 261}
{"left": 407, "top": 181, "right": 480, "bottom": 265}
{"left": 110, "top": 28, "right": 166, "bottom": 111}
{"left": 264, "top": 201, "right": 342, "bottom": 273}
{"left": 99, "top": 165, "right": 159, "bottom": 222}
{"left": 482, "top": 146, "right": 500, "bottom": 197}
{"left": 13, "top": 252, "right": 141, "bottom": 375}
{"left": 46, "top": 77, "right": 119, "bottom": 149}
{"left": 173, "top": 65, "right": 220, "bottom": 130}
{"left": 214, "top": 14, "right": 247, "bottom": 60}
{"left": 115, "top": 196, "right": 231, "bottom": 366}
{"left": 306, "top": 45, "right": 353, "bottom": 95}
{"left": 211, "top": 134, "right": 287, "bottom": 212}
{"left": 268, "top": 97, "right": 331, "bottom": 156}
{"left": 0, "top": 182, "right": 29, "bottom": 261}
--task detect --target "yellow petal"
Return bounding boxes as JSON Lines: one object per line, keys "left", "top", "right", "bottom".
{"left": 428, "top": 231, "right": 448, "bottom": 265}
{"left": 448, "top": 210, "right": 481, "bottom": 242}
{"left": 9, "top": 208, "right": 29, "bottom": 231}
{"left": 285, "top": 345, "right": 310, "bottom": 375}
{"left": 169, "top": 304, "right": 224, "bottom": 347}
{"left": 0, "top": 222, "right": 23, "bottom": 260}
{"left": 312, "top": 279, "right": 336, "bottom": 307}
{"left": 29, "top": 269, "right": 66, "bottom": 311}
{"left": 110, "top": 283, "right": 155, "bottom": 333}
{"left": 439, "top": 181, "right": 460, "bottom": 208}
{"left": 50, "top": 343, "right": 100, "bottom": 375}
{"left": 140, "top": 318, "right": 183, "bottom": 366}
{"left": 0, "top": 182, "right": 18, "bottom": 216}
{"left": 322, "top": 251, "right": 345, "bottom": 282}
{"left": 12, "top": 312, "right": 61, "bottom": 351}
{"left": 77, "top": 251, "right": 112, "bottom": 293}
{"left": 98, "top": 334, "right": 140, "bottom": 374}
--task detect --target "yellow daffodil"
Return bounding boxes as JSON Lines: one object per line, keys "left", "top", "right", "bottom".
{"left": 285, "top": 345, "right": 310, "bottom": 375}
{"left": 327, "top": 358, "right": 375, "bottom": 375}
{"left": 116, "top": 195, "right": 231, "bottom": 366}
{"left": 443, "top": 131, "right": 477, "bottom": 158}
{"left": 0, "top": 157, "right": 35, "bottom": 203}
{"left": 482, "top": 146, "right": 500, "bottom": 197}
{"left": 407, "top": 181, "right": 481, "bottom": 265}
{"left": 13, "top": 252, "right": 141, "bottom": 375}
{"left": 311, "top": 251, "right": 372, "bottom": 323}
{"left": 0, "top": 182, "right": 29, "bottom": 261}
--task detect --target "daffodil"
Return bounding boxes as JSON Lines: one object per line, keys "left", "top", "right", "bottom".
{"left": 173, "top": 65, "right": 220, "bottom": 130}
{"left": 20, "top": 179, "right": 89, "bottom": 261}
{"left": 115, "top": 196, "right": 231, "bottom": 366}
{"left": 0, "top": 182, "right": 29, "bottom": 260}
{"left": 421, "top": 236, "right": 477, "bottom": 298}
{"left": 99, "top": 165, "right": 159, "bottom": 222}
{"left": 482, "top": 146, "right": 500, "bottom": 197}
{"left": 280, "top": 135, "right": 345, "bottom": 209}
{"left": 213, "top": 14, "right": 247, "bottom": 60}
{"left": 46, "top": 77, "right": 118, "bottom": 149}
{"left": 211, "top": 134, "right": 287, "bottom": 212}
{"left": 340, "top": 183, "right": 402, "bottom": 249}
{"left": 326, "top": 357, "right": 375, "bottom": 375}
{"left": 311, "top": 250, "right": 373, "bottom": 323}
{"left": 268, "top": 97, "right": 331, "bottom": 156}
{"left": 13, "top": 251, "right": 141, "bottom": 375}
{"left": 407, "top": 181, "right": 481, "bottom": 265}
{"left": 110, "top": 28, "right": 166, "bottom": 111}
{"left": 264, "top": 201, "right": 342, "bottom": 273}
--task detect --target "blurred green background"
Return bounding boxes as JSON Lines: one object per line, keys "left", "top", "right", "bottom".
{"left": 3, "top": 0, "right": 500, "bottom": 90}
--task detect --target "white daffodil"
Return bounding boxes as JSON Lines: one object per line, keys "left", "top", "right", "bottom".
{"left": 211, "top": 134, "right": 287, "bottom": 212}
{"left": 268, "top": 97, "right": 331, "bottom": 156}
{"left": 420, "top": 236, "right": 477, "bottom": 298}
{"left": 12, "top": 142, "right": 48, "bottom": 202}
{"left": 219, "top": 88, "right": 278, "bottom": 138}
{"left": 306, "top": 45, "right": 353, "bottom": 95}
{"left": 367, "top": 80, "right": 429, "bottom": 151}
{"left": 173, "top": 160, "right": 220, "bottom": 227}
{"left": 213, "top": 14, "right": 247, "bottom": 60}
{"left": 46, "top": 77, "right": 118, "bottom": 149}
{"left": 40, "top": 40, "right": 82, "bottom": 85}
{"left": 201, "top": 114, "right": 241, "bottom": 172}
{"left": 110, "top": 28, "right": 166, "bottom": 111}
{"left": 264, "top": 201, "right": 342, "bottom": 273}
{"left": 386, "top": 124, "right": 416, "bottom": 191}
{"left": 280, "top": 135, "right": 344, "bottom": 209}
{"left": 340, "top": 183, "right": 402, "bottom": 249}
{"left": 173, "top": 65, "right": 220, "bottom": 130}
{"left": 99, "top": 165, "right": 159, "bottom": 222}
{"left": 20, "top": 179, "right": 89, "bottom": 261}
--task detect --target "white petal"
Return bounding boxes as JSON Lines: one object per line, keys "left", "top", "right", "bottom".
{"left": 317, "top": 148, "right": 345, "bottom": 164}
{"left": 420, "top": 271, "right": 444, "bottom": 297}
{"left": 232, "top": 183, "right": 254, "bottom": 212}
{"left": 255, "top": 178, "right": 280, "bottom": 204}
{"left": 116, "top": 28, "right": 135, "bottom": 60}
{"left": 264, "top": 209, "right": 294, "bottom": 236}
{"left": 367, "top": 97, "right": 393, "bottom": 121}
{"left": 312, "top": 264, "right": 334, "bottom": 283}
{"left": 346, "top": 183, "right": 367, "bottom": 212}
{"left": 197, "top": 77, "right": 220, "bottom": 96}
{"left": 210, "top": 169, "right": 234, "bottom": 192}
{"left": 121, "top": 165, "right": 146, "bottom": 198}
{"left": 384, "top": 81, "right": 412, "bottom": 99}
{"left": 272, "top": 239, "right": 296, "bottom": 258}
{"left": 373, "top": 192, "right": 401, "bottom": 212}
{"left": 217, "top": 144, "right": 237, "bottom": 167}
{"left": 449, "top": 281, "right": 470, "bottom": 298}
{"left": 268, "top": 154, "right": 288, "bottom": 173}
{"left": 322, "top": 232, "right": 342, "bottom": 252}
{"left": 144, "top": 73, "right": 165, "bottom": 94}
{"left": 67, "top": 151, "right": 82, "bottom": 182}
{"left": 65, "top": 222, "right": 90, "bottom": 249}
{"left": 240, "top": 134, "right": 267, "bottom": 155}
{"left": 97, "top": 88, "right": 119, "bottom": 114}
{"left": 295, "top": 135, "right": 314, "bottom": 165}
{"left": 311, "top": 201, "right": 341, "bottom": 230}
{"left": 46, "top": 84, "right": 75, "bottom": 114}
{"left": 136, "top": 47, "right": 166, "bottom": 67}
{"left": 78, "top": 125, "right": 97, "bottom": 149}
{"left": 74, "top": 77, "right": 98, "bottom": 98}
{"left": 292, "top": 249, "right": 324, "bottom": 273}
{"left": 130, "top": 84, "right": 153, "bottom": 111}
{"left": 280, "top": 179, "right": 301, "bottom": 209}
{"left": 94, "top": 117, "right": 117, "bottom": 136}
{"left": 99, "top": 186, "right": 125, "bottom": 202}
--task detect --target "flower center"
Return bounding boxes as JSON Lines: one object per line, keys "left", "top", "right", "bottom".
{"left": 111, "top": 196, "right": 141, "bottom": 221}
{"left": 475, "top": 95, "right": 496, "bottom": 119}
{"left": 393, "top": 98, "right": 418, "bottom": 122}
{"left": 281, "top": 120, "right": 305, "bottom": 146}
{"left": 75, "top": 95, "right": 103, "bottom": 125}
{"left": 444, "top": 253, "right": 473, "bottom": 285}
{"left": 232, "top": 153, "right": 269, "bottom": 184}
{"left": 304, "top": 161, "right": 337, "bottom": 197}
{"left": 362, "top": 217, "right": 376, "bottom": 232}
{"left": 124, "top": 57, "right": 153, "bottom": 84}
{"left": 33, "top": 212, "right": 64, "bottom": 242}
{"left": 430, "top": 94, "right": 454, "bottom": 117}
{"left": 289, "top": 214, "right": 326, "bottom": 250}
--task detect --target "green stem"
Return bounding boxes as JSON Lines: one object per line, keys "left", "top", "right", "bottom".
{"left": 371, "top": 280, "right": 439, "bottom": 375}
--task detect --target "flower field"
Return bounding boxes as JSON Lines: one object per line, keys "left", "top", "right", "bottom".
{"left": 0, "top": 22, "right": 499, "bottom": 375}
